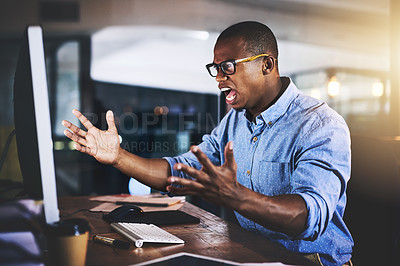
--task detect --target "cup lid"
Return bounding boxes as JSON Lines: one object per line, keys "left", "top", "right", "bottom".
{"left": 46, "top": 218, "right": 90, "bottom": 236}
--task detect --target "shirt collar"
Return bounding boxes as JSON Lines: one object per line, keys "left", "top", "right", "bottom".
{"left": 245, "top": 77, "right": 300, "bottom": 127}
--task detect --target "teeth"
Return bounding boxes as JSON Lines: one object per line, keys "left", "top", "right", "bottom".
{"left": 226, "top": 94, "right": 236, "bottom": 101}
{"left": 220, "top": 88, "right": 231, "bottom": 92}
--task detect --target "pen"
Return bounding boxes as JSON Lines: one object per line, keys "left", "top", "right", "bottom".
{"left": 93, "top": 235, "right": 130, "bottom": 249}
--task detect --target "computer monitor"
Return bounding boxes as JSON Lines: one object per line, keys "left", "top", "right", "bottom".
{"left": 13, "top": 25, "right": 60, "bottom": 224}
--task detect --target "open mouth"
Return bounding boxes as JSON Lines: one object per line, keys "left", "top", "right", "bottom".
{"left": 220, "top": 88, "right": 237, "bottom": 104}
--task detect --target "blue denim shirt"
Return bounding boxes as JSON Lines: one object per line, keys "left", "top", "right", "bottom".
{"left": 164, "top": 78, "right": 353, "bottom": 265}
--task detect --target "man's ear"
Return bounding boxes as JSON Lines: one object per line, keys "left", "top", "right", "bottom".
{"left": 262, "top": 57, "right": 275, "bottom": 74}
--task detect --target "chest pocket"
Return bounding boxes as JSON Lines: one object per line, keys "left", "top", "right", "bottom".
{"left": 255, "top": 161, "right": 291, "bottom": 196}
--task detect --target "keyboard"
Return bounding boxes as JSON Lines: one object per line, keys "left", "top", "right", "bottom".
{"left": 110, "top": 222, "right": 185, "bottom": 248}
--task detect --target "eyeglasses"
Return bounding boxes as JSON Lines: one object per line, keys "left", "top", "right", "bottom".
{"left": 205, "top": 53, "right": 269, "bottom": 77}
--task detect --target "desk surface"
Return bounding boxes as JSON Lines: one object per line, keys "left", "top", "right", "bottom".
{"left": 59, "top": 196, "right": 315, "bottom": 265}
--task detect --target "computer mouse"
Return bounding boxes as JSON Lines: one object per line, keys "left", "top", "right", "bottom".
{"left": 103, "top": 205, "right": 144, "bottom": 222}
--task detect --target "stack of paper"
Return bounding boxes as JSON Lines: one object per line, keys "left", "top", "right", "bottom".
{"left": 89, "top": 194, "right": 186, "bottom": 212}
{"left": 116, "top": 195, "right": 185, "bottom": 207}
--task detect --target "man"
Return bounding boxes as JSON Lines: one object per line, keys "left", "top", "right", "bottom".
{"left": 63, "top": 21, "right": 353, "bottom": 265}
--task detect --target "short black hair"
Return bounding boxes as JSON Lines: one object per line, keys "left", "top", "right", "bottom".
{"left": 217, "top": 21, "right": 278, "bottom": 59}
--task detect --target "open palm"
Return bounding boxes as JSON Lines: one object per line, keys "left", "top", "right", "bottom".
{"left": 62, "top": 109, "right": 120, "bottom": 165}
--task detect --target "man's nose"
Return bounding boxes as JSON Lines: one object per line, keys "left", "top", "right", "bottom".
{"left": 215, "top": 69, "right": 228, "bottom": 82}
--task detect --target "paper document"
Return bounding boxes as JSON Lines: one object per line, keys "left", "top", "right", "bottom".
{"left": 89, "top": 194, "right": 186, "bottom": 208}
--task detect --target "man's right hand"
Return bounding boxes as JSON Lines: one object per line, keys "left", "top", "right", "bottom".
{"left": 62, "top": 109, "right": 120, "bottom": 166}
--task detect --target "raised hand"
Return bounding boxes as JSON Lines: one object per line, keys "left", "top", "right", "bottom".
{"left": 166, "top": 141, "right": 240, "bottom": 207}
{"left": 62, "top": 109, "right": 120, "bottom": 166}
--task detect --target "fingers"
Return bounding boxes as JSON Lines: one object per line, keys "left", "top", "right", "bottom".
{"left": 62, "top": 118, "right": 87, "bottom": 146}
{"left": 62, "top": 119, "right": 87, "bottom": 138}
{"left": 173, "top": 163, "right": 209, "bottom": 183}
{"left": 166, "top": 176, "right": 204, "bottom": 195}
{"left": 106, "top": 110, "right": 117, "bottom": 133}
{"left": 72, "top": 109, "right": 94, "bottom": 130}
{"left": 63, "top": 127, "right": 87, "bottom": 147}
{"left": 223, "top": 141, "right": 237, "bottom": 171}
{"left": 190, "top": 146, "right": 217, "bottom": 175}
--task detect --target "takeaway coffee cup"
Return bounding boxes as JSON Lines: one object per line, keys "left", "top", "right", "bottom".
{"left": 46, "top": 218, "right": 90, "bottom": 266}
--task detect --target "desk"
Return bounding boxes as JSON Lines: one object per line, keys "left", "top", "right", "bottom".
{"left": 59, "top": 196, "right": 315, "bottom": 265}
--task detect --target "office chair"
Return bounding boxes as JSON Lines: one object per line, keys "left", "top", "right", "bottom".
{"left": 345, "top": 134, "right": 400, "bottom": 265}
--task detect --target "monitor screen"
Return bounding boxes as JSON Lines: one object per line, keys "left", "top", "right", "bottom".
{"left": 13, "top": 25, "right": 60, "bottom": 224}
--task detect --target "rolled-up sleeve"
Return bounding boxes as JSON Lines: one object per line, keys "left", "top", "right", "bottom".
{"left": 292, "top": 117, "right": 351, "bottom": 240}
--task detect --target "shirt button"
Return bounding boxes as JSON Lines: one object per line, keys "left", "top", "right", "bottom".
{"left": 268, "top": 121, "right": 272, "bottom": 126}
{"left": 247, "top": 170, "right": 251, "bottom": 175}
{"left": 253, "top": 136, "right": 258, "bottom": 142}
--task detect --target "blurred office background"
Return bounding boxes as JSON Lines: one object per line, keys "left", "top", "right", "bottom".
{"left": 0, "top": 0, "right": 398, "bottom": 194}
{"left": 1, "top": 1, "right": 400, "bottom": 264}
{"left": 0, "top": 0, "right": 398, "bottom": 198}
